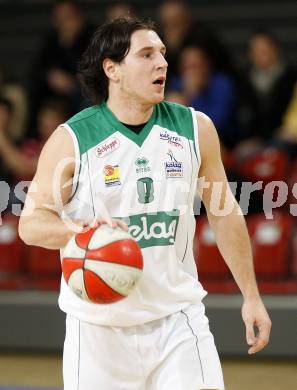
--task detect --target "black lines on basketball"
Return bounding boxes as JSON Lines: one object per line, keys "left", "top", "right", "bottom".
{"left": 84, "top": 269, "right": 125, "bottom": 304}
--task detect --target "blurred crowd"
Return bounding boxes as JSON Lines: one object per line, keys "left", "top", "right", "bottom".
{"left": 1, "top": 0, "right": 297, "bottom": 215}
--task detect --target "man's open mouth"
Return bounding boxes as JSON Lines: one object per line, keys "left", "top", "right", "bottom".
{"left": 153, "top": 77, "right": 166, "bottom": 86}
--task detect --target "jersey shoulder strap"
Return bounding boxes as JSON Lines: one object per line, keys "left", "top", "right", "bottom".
{"left": 65, "top": 104, "right": 114, "bottom": 155}
{"left": 156, "top": 101, "right": 195, "bottom": 142}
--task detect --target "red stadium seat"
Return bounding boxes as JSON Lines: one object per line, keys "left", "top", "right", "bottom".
{"left": 237, "top": 147, "right": 289, "bottom": 185}
{"left": 0, "top": 215, "right": 24, "bottom": 274}
{"left": 247, "top": 212, "right": 293, "bottom": 277}
{"left": 290, "top": 228, "right": 297, "bottom": 277}
{"left": 194, "top": 216, "right": 230, "bottom": 278}
{"left": 287, "top": 159, "right": 297, "bottom": 213}
{"left": 24, "top": 275, "right": 61, "bottom": 290}
{"left": 26, "top": 246, "right": 61, "bottom": 276}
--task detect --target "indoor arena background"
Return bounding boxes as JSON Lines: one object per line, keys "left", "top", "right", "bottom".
{"left": 0, "top": 0, "right": 296, "bottom": 389}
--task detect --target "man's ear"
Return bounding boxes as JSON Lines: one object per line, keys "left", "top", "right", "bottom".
{"left": 102, "top": 58, "right": 119, "bottom": 82}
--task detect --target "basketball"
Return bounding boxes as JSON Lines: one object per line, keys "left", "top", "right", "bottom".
{"left": 61, "top": 224, "right": 143, "bottom": 304}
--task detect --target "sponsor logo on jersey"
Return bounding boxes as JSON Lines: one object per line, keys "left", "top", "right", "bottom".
{"left": 119, "top": 210, "right": 180, "bottom": 248}
{"left": 135, "top": 157, "right": 151, "bottom": 174}
{"left": 103, "top": 164, "right": 121, "bottom": 187}
{"left": 160, "top": 130, "right": 183, "bottom": 148}
{"left": 165, "top": 150, "right": 183, "bottom": 178}
{"left": 96, "top": 137, "right": 120, "bottom": 158}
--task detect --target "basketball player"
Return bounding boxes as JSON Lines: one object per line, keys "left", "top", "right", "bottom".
{"left": 19, "top": 18, "right": 271, "bottom": 390}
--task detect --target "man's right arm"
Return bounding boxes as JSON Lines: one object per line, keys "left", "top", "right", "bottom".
{"left": 18, "top": 126, "right": 82, "bottom": 249}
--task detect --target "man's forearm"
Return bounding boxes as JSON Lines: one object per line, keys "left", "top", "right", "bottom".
{"left": 207, "top": 207, "right": 259, "bottom": 299}
{"left": 19, "top": 208, "right": 82, "bottom": 250}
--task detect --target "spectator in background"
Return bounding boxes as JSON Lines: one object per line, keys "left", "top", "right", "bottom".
{"left": 105, "top": 1, "right": 137, "bottom": 20}
{"left": 0, "top": 66, "right": 28, "bottom": 141}
{"left": 167, "top": 46, "right": 238, "bottom": 148}
{"left": 0, "top": 99, "right": 70, "bottom": 183}
{"left": 265, "top": 83, "right": 297, "bottom": 159}
{"left": 28, "top": 0, "right": 94, "bottom": 137}
{"left": 0, "top": 97, "right": 14, "bottom": 188}
{"left": 280, "top": 83, "right": 297, "bottom": 143}
{"left": 158, "top": 0, "right": 234, "bottom": 81}
{"left": 236, "top": 30, "right": 296, "bottom": 154}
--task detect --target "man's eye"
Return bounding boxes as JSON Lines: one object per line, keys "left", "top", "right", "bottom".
{"left": 144, "top": 53, "right": 152, "bottom": 58}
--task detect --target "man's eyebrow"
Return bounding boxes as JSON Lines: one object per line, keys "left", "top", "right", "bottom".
{"left": 136, "top": 45, "right": 167, "bottom": 53}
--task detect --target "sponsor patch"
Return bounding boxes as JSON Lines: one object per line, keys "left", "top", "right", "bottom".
{"left": 96, "top": 137, "right": 120, "bottom": 158}
{"left": 165, "top": 150, "right": 183, "bottom": 178}
{"left": 135, "top": 157, "right": 151, "bottom": 174}
{"left": 160, "top": 130, "right": 183, "bottom": 148}
{"left": 118, "top": 210, "right": 180, "bottom": 248}
{"left": 104, "top": 164, "right": 121, "bottom": 187}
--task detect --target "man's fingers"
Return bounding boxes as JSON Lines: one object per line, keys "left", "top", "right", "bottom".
{"left": 98, "top": 218, "right": 129, "bottom": 232}
{"left": 248, "top": 321, "right": 271, "bottom": 354}
{"left": 245, "top": 321, "right": 256, "bottom": 346}
{"left": 81, "top": 218, "right": 129, "bottom": 232}
{"left": 115, "top": 220, "right": 129, "bottom": 231}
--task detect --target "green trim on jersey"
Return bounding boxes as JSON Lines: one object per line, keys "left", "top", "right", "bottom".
{"left": 157, "top": 101, "right": 195, "bottom": 142}
{"left": 157, "top": 101, "right": 197, "bottom": 160}
{"left": 102, "top": 102, "right": 157, "bottom": 147}
{"left": 66, "top": 105, "right": 116, "bottom": 155}
{"left": 66, "top": 100, "right": 196, "bottom": 153}
{"left": 103, "top": 101, "right": 195, "bottom": 147}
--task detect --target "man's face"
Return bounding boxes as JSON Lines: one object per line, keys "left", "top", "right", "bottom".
{"left": 115, "top": 29, "right": 168, "bottom": 105}
{"left": 249, "top": 36, "right": 279, "bottom": 70}
{"left": 53, "top": 3, "right": 83, "bottom": 37}
{"left": 180, "top": 47, "right": 210, "bottom": 91}
{"left": 159, "top": 2, "right": 189, "bottom": 30}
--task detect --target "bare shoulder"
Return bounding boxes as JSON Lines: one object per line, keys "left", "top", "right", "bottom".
{"left": 40, "top": 125, "right": 75, "bottom": 160}
{"left": 196, "top": 111, "right": 221, "bottom": 163}
{"left": 34, "top": 125, "right": 76, "bottom": 183}
{"left": 24, "top": 125, "right": 76, "bottom": 213}
{"left": 38, "top": 125, "right": 75, "bottom": 167}
{"left": 196, "top": 111, "right": 219, "bottom": 143}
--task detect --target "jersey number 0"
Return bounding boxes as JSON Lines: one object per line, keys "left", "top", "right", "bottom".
{"left": 137, "top": 177, "right": 154, "bottom": 204}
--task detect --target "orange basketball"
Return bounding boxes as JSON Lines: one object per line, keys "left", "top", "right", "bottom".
{"left": 61, "top": 224, "right": 143, "bottom": 304}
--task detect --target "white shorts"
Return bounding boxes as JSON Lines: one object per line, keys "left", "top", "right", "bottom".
{"left": 63, "top": 303, "right": 225, "bottom": 390}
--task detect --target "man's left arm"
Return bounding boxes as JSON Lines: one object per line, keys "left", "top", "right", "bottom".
{"left": 196, "top": 111, "right": 272, "bottom": 354}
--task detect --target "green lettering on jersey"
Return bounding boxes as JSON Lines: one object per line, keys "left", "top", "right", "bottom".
{"left": 119, "top": 210, "right": 180, "bottom": 248}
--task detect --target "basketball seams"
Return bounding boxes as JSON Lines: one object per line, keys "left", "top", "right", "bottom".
{"left": 74, "top": 234, "right": 80, "bottom": 249}
{"left": 62, "top": 258, "right": 84, "bottom": 283}
{"left": 90, "top": 225, "right": 132, "bottom": 247}
{"left": 84, "top": 257, "right": 143, "bottom": 270}
{"left": 85, "top": 238, "right": 143, "bottom": 269}
{"left": 82, "top": 232, "right": 87, "bottom": 295}
{"left": 79, "top": 228, "right": 101, "bottom": 302}
{"left": 84, "top": 269, "right": 125, "bottom": 303}
{"left": 63, "top": 226, "right": 143, "bottom": 303}
{"left": 75, "top": 228, "right": 96, "bottom": 250}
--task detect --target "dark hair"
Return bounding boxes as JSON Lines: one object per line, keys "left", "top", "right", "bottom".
{"left": 53, "top": 0, "right": 82, "bottom": 11}
{"left": 0, "top": 97, "right": 13, "bottom": 113}
{"left": 78, "top": 17, "right": 158, "bottom": 104}
{"left": 250, "top": 29, "right": 280, "bottom": 48}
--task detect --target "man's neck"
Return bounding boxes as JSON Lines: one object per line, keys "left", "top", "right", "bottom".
{"left": 106, "top": 95, "right": 154, "bottom": 125}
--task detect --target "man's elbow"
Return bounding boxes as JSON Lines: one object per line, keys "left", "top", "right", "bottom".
{"left": 18, "top": 217, "right": 35, "bottom": 246}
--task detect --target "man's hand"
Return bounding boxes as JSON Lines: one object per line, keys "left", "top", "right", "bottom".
{"left": 47, "top": 69, "right": 76, "bottom": 94}
{"left": 84, "top": 218, "right": 129, "bottom": 232}
{"left": 67, "top": 218, "right": 129, "bottom": 236}
{"left": 242, "top": 296, "right": 272, "bottom": 354}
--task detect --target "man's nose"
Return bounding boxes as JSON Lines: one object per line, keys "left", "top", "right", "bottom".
{"left": 156, "top": 53, "right": 168, "bottom": 69}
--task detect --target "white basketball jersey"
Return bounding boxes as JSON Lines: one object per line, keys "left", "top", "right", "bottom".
{"left": 59, "top": 101, "right": 207, "bottom": 326}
